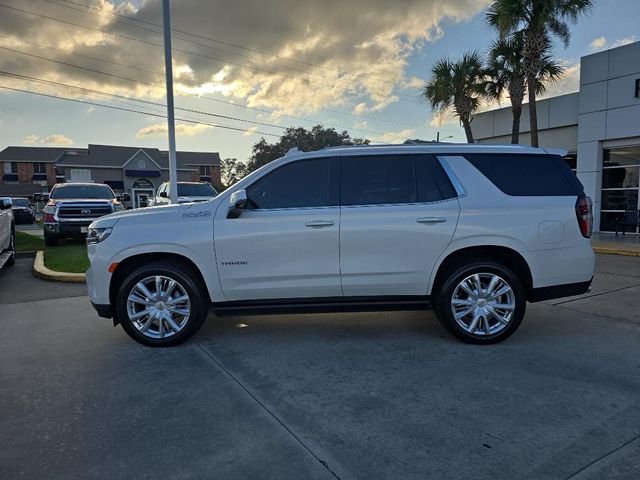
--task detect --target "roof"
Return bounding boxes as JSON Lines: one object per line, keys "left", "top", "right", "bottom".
{"left": 0, "top": 144, "right": 220, "bottom": 169}
{"left": 287, "top": 143, "right": 557, "bottom": 159}
{"left": 0, "top": 146, "right": 68, "bottom": 162}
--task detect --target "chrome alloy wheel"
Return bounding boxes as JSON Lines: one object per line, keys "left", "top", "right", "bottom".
{"left": 126, "top": 275, "right": 191, "bottom": 339}
{"left": 451, "top": 273, "right": 516, "bottom": 336}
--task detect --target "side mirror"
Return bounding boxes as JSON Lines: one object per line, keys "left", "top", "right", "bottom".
{"left": 0, "top": 198, "right": 12, "bottom": 210}
{"left": 119, "top": 193, "right": 131, "bottom": 202}
{"left": 159, "top": 191, "right": 168, "bottom": 198}
{"left": 33, "top": 193, "right": 42, "bottom": 202}
{"left": 227, "top": 189, "right": 247, "bottom": 218}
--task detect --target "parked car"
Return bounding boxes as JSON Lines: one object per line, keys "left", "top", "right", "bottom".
{"left": 86, "top": 144, "right": 595, "bottom": 347}
{"left": 10, "top": 197, "right": 35, "bottom": 224}
{"left": 150, "top": 181, "right": 218, "bottom": 206}
{"left": 43, "top": 183, "right": 129, "bottom": 246}
{"left": 0, "top": 197, "right": 16, "bottom": 270}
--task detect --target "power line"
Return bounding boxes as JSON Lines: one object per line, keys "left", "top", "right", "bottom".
{"left": 0, "top": 70, "right": 290, "bottom": 131}
{"left": 0, "top": 45, "right": 392, "bottom": 136}
{"left": 43, "top": 0, "right": 404, "bottom": 89}
{"left": 0, "top": 4, "right": 425, "bottom": 129}
{"left": 2, "top": 1, "right": 419, "bottom": 104}
{"left": 0, "top": 84, "right": 281, "bottom": 137}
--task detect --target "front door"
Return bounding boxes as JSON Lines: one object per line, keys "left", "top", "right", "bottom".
{"left": 214, "top": 157, "right": 341, "bottom": 301}
{"left": 339, "top": 153, "right": 460, "bottom": 297}
{"left": 134, "top": 190, "right": 154, "bottom": 208}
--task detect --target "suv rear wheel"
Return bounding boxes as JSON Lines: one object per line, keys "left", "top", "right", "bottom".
{"left": 115, "top": 261, "right": 209, "bottom": 347}
{"left": 434, "top": 261, "right": 526, "bottom": 344}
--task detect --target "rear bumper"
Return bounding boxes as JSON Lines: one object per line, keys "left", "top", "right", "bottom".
{"left": 529, "top": 278, "right": 593, "bottom": 302}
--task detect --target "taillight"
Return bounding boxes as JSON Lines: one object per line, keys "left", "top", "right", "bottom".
{"left": 575, "top": 196, "right": 593, "bottom": 238}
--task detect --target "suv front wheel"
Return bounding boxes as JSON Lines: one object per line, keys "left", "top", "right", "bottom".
{"left": 115, "top": 261, "right": 209, "bottom": 347}
{"left": 434, "top": 261, "right": 526, "bottom": 344}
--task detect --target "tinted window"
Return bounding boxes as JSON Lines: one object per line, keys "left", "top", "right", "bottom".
{"left": 50, "top": 184, "right": 115, "bottom": 199}
{"left": 342, "top": 154, "right": 455, "bottom": 206}
{"left": 177, "top": 183, "right": 217, "bottom": 197}
{"left": 247, "top": 158, "right": 337, "bottom": 209}
{"left": 342, "top": 155, "right": 415, "bottom": 205}
{"left": 463, "top": 154, "right": 584, "bottom": 196}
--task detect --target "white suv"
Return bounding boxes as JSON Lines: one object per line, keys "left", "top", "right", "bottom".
{"left": 86, "top": 144, "right": 595, "bottom": 347}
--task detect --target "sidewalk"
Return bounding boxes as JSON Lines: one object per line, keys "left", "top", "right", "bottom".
{"left": 591, "top": 232, "right": 640, "bottom": 256}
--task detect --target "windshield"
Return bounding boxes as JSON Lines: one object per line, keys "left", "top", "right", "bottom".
{"left": 177, "top": 183, "right": 217, "bottom": 197}
{"left": 50, "top": 184, "right": 115, "bottom": 200}
{"left": 11, "top": 198, "right": 29, "bottom": 207}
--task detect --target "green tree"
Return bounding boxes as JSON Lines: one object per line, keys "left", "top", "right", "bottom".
{"left": 486, "top": 0, "right": 593, "bottom": 147}
{"left": 247, "top": 125, "right": 369, "bottom": 172}
{"left": 485, "top": 35, "right": 563, "bottom": 144}
{"left": 220, "top": 157, "right": 249, "bottom": 189}
{"left": 422, "top": 51, "right": 486, "bottom": 143}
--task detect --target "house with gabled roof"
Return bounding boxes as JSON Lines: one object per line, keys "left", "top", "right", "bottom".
{"left": 0, "top": 144, "right": 221, "bottom": 208}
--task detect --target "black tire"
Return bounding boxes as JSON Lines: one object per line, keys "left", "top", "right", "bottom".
{"left": 434, "top": 260, "right": 526, "bottom": 344}
{"left": 6, "top": 227, "right": 15, "bottom": 266}
{"left": 115, "top": 261, "right": 209, "bottom": 347}
{"left": 44, "top": 231, "right": 58, "bottom": 246}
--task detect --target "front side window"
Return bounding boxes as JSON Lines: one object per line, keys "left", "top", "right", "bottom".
{"left": 341, "top": 154, "right": 455, "bottom": 206}
{"left": 247, "top": 157, "right": 338, "bottom": 209}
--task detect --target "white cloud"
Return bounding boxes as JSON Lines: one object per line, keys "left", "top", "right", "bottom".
{"left": 589, "top": 36, "right": 607, "bottom": 51}
{"left": 136, "top": 122, "right": 213, "bottom": 138}
{"left": 372, "top": 128, "right": 415, "bottom": 143}
{"left": 0, "top": 0, "right": 491, "bottom": 117}
{"left": 612, "top": 36, "right": 636, "bottom": 47}
{"left": 42, "top": 134, "right": 73, "bottom": 145}
{"left": 22, "top": 134, "right": 40, "bottom": 144}
{"left": 22, "top": 134, "right": 73, "bottom": 145}
{"left": 539, "top": 63, "right": 580, "bottom": 99}
{"left": 242, "top": 126, "right": 258, "bottom": 136}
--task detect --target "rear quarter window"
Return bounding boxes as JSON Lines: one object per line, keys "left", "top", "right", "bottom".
{"left": 462, "top": 153, "right": 584, "bottom": 196}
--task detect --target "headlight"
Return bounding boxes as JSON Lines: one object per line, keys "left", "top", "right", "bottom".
{"left": 86, "top": 226, "right": 113, "bottom": 245}
{"left": 43, "top": 204, "right": 56, "bottom": 214}
{"left": 113, "top": 203, "right": 125, "bottom": 212}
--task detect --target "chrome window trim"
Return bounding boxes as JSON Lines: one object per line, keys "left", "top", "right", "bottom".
{"left": 436, "top": 156, "right": 467, "bottom": 198}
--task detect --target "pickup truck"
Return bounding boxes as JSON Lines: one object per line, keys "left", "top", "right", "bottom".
{"left": 43, "top": 183, "right": 129, "bottom": 246}
{"left": 0, "top": 197, "right": 16, "bottom": 271}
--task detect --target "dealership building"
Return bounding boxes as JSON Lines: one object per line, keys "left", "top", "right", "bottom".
{"left": 473, "top": 41, "right": 640, "bottom": 233}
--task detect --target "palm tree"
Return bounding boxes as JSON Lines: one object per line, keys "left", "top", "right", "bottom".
{"left": 485, "top": 35, "right": 563, "bottom": 144}
{"left": 486, "top": 0, "right": 593, "bottom": 147}
{"left": 423, "top": 51, "right": 486, "bottom": 143}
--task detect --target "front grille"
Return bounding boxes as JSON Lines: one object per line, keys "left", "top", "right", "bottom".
{"left": 58, "top": 205, "right": 113, "bottom": 218}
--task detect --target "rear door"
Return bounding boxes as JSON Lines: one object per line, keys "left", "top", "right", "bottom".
{"left": 214, "top": 156, "right": 342, "bottom": 300}
{"left": 339, "top": 153, "right": 460, "bottom": 297}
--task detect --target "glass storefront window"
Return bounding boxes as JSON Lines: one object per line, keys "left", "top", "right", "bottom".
{"left": 601, "top": 146, "right": 640, "bottom": 233}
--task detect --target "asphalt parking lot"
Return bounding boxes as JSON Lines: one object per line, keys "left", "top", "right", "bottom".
{"left": 1, "top": 254, "right": 639, "bottom": 480}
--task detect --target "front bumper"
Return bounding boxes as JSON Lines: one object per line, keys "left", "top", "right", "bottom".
{"left": 45, "top": 221, "right": 92, "bottom": 237}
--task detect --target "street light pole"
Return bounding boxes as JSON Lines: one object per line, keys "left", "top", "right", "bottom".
{"left": 162, "top": 0, "right": 178, "bottom": 204}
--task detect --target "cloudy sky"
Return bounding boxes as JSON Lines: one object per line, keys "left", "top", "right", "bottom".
{"left": 0, "top": 0, "right": 638, "bottom": 161}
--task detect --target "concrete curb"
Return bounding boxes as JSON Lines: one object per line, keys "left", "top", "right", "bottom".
{"left": 32, "top": 251, "right": 86, "bottom": 283}
{"left": 592, "top": 247, "right": 640, "bottom": 257}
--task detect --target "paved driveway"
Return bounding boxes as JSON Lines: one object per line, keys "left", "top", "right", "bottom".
{"left": 1, "top": 255, "right": 639, "bottom": 479}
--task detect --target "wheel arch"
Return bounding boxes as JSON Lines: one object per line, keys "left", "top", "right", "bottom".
{"left": 109, "top": 252, "right": 212, "bottom": 310}
{"left": 429, "top": 245, "right": 534, "bottom": 300}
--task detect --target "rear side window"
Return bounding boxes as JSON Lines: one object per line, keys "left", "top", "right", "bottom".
{"left": 463, "top": 153, "right": 584, "bottom": 196}
{"left": 341, "top": 154, "right": 457, "bottom": 206}
{"left": 247, "top": 157, "right": 338, "bottom": 209}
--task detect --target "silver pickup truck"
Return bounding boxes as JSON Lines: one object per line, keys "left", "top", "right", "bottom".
{"left": 0, "top": 197, "right": 16, "bottom": 271}
{"left": 43, "top": 183, "right": 129, "bottom": 246}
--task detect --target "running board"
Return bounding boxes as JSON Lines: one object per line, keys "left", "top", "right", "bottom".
{"left": 214, "top": 295, "right": 432, "bottom": 317}
{"left": 0, "top": 250, "right": 12, "bottom": 269}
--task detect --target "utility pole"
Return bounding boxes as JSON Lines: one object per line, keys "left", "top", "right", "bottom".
{"left": 436, "top": 132, "right": 440, "bottom": 142}
{"left": 162, "top": 0, "right": 178, "bottom": 204}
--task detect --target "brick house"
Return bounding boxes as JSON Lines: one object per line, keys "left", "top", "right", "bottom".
{"left": 0, "top": 144, "right": 221, "bottom": 208}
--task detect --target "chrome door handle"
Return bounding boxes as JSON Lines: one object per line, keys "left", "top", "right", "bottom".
{"left": 305, "top": 220, "right": 335, "bottom": 227}
{"left": 416, "top": 216, "right": 447, "bottom": 224}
